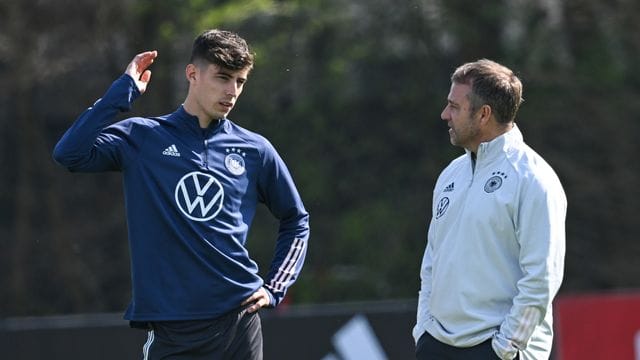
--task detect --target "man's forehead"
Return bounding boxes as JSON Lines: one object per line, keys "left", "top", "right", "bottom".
{"left": 448, "top": 82, "right": 471, "bottom": 102}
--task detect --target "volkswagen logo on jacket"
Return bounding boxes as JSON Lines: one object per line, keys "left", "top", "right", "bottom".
{"left": 174, "top": 171, "right": 224, "bottom": 221}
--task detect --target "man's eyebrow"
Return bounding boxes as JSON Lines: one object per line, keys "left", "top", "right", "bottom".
{"left": 217, "top": 68, "right": 248, "bottom": 81}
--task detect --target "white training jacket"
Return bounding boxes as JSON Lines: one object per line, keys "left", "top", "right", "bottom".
{"left": 413, "top": 125, "right": 566, "bottom": 360}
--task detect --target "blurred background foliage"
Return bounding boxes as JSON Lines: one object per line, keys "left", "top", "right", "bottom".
{"left": 1, "top": 0, "right": 639, "bottom": 316}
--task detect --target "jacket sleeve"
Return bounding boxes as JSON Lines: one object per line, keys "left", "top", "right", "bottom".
{"left": 492, "top": 175, "right": 567, "bottom": 359}
{"left": 257, "top": 142, "right": 310, "bottom": 307}
{"left": 52, "top": 75, "right": 141, "bottom": 172}
{"left": 413, "top": 227, "right": 434, "bottom": 344}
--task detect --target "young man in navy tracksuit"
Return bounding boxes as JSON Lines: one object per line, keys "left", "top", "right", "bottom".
{"left": 53, "top": 29, "right": 310, "bottom": 359}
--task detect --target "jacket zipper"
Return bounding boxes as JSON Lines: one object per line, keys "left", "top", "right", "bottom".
{"left": 203, "top": 132, "right": 209, "bottom": 168}
{"left": 202, "top": 119, "right": 221, "bottom": 169}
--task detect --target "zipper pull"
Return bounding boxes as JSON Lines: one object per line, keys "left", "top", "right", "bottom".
{"left": 203, "top": 138, "right": 208, "bottom": 167}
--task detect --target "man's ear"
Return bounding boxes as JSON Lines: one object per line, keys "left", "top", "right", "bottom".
{"left": 478, "top": 104, "right": 493, "bottom": 125}
{"left": 185, "top": 63, "right": 198, "bottom": 83}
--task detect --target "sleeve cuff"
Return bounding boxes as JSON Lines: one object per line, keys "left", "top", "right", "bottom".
{"left": 101, "top": 74, "right": 141, "bottom": 112}
{"left": 492, "top": 332, "right": 519, "bottom": 360}
{"left": 262, "top": 286, "right": 277, "bottom": 307}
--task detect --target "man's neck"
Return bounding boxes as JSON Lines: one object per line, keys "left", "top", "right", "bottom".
{"left": 182, "top": 101, "right": 217, "bottom": 129}
{"left": 470, "top": 121, "right": 514, "bottom": 153}
{"left": 486, "top": 122, "right": 514, "bottom": 142}
{"left": 197, "top": 117, "right": 216, "bottom": 129}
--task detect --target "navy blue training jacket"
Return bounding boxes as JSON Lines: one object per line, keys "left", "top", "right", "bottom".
{"left": 53, "top": 75, "right": 310, "bottom": 321}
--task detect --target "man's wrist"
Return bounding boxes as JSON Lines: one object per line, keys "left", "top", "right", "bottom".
{"left": 101, "top": 74, "right": 141, "bottom": 112}
{"left": 262, "top": 286, "right": 276, "bottom": 307}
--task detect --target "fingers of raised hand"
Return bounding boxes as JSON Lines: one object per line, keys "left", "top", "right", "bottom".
{"left": 136, "top": 51, "right": 157, "bottom": 71}
{"left": 140, "top": 69, "right": 152, "bottom": 84}
{"left": 126, "top": 51, "right": 157, "bottom": 79}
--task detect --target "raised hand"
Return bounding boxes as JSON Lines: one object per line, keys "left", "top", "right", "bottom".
{"left": 124, "top": 51, "right": 158, "bottom": 94}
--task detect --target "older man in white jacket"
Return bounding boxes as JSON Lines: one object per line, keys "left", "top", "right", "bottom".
{"left": 413, "top": 59, "right": 566, "bottom": 360}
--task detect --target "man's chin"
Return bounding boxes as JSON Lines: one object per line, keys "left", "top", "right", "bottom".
{"left": 210, "top": 110, "right": 228, "bottom": 120}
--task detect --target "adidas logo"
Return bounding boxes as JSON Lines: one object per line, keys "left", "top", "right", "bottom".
{"left": 443, "top": 182, "right": 455, "bottom": 192}
{"left": 162, "top": 144, "right": 181, "bottom": 157}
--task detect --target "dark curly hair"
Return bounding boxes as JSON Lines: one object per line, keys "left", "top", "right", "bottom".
{"left": 190, "top": 29, "right": 254, "bottom": 71}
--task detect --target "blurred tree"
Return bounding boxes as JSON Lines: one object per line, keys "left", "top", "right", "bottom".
{"left": 2, "top": 0, "right": 640, "bottom": 317}
{"left": 0, "top": 0, "right": 139, "bottom": 315}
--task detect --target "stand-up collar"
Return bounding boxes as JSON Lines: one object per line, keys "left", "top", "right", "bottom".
{"left": 168, "top": 105, "right": 232, "bottom": 136}
{"left": 469, "top": 124, "right": 524, "bottom": 163}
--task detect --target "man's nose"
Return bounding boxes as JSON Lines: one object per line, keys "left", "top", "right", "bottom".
{"left": 226, "top": 83, "right": 239, "bottom": 97}
{"left": 440, "top": 107, "right": 448, "bottom": 121}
